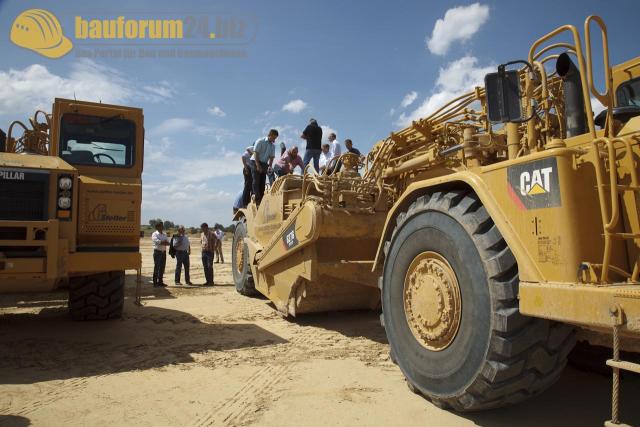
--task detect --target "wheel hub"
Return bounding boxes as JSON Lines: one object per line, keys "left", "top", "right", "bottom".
{"left": 403, "top": 251, "right": 462, "bottom": 351}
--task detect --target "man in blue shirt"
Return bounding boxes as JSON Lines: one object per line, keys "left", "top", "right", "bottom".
{"left": 233, "top": 190, "right": 244, "bottom": 214}
{"left": 250, "top": 129, "right": 279, "bottom": 205}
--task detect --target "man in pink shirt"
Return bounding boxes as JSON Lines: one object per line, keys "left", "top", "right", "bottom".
{"left": 273, "top": 146, "right": 304, "bottom": 178}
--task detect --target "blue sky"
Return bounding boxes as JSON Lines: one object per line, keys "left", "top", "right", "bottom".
{"left": 1, "top": 0, "right": 639, "bottom": 226}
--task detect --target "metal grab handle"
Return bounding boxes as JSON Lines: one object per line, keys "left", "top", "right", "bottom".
{"left": 528, "top": 23, "right": 596, "bottom": 138}
{"left": 584, "top": 15, "right": 613, "bottom": 107}
{"left": 591, "top": 137, "right": 618, "bottom": 282}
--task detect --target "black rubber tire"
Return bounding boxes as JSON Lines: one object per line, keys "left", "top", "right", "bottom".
{"left": 68, "top": 271, "right": 124, "bottom": 321}
{"left": 232, "top": 220, "right": 257, "bottom": 296}
{"left": 381, "top": 190, "right": 576, "bottom": 411}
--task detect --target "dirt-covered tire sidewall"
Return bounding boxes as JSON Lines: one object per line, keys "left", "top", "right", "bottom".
{"left": 68, "top": 271, "right": 124, "bottom": 321}
{"left": 383, "top": 210, "right": 491, "bottom": 398}
{"left": 232, "top": 221, "right": 256, "bottom": 295}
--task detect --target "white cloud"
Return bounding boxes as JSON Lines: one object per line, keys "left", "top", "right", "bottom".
{"left": 591, "top": 97, "right": 606, "bottom": 115}
{"left": 142, "top": 81, "right": 176, "bottom": 100}
{"left": 0, "top": 60, "right": 175, "bottom": 117}
{"left": 158, "top": 149, "right": 241, "bottom": 183}
{"left": 400, "top": 91, "right": 418, "bottom": 108}
{"left": 282, "top": 99, "right": 308, "bottom": 113}
{"left": 141, "top": 138, "right": 241, "bottom": 226}
{"left": 149, "top": 117, "right": 237, "bottom": 143}
{"left": 397, "top": 56, "right": 493, "bottom": 127}
{"left": 145, "top": 136, "right": 174, "bottom": 161}
{"left": 142, "top": 180, "right": 234, "bottom": 226}
{"left": 150, "top": 118, "right": 193, "bottom": 135}
{"left": 207, "top": 106, "right": 226, "bottom": 117}
{"left": 261, "top": 123, "right": 301, "bottom": 151}
{"left": 426, "top": 3, "right": 490, "bottom": 55}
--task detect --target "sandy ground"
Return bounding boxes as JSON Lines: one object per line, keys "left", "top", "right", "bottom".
{"left": 1, "top": 238, "right": 640, "bottom": 427}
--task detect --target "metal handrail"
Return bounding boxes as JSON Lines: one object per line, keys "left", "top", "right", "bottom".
{"left": 591, "top": 136, "right": 640, "bottom": 282}
{"left": 584, "top": 16, "right": 613, "bottom": 107}
{"left": 528, "top": 23, "right": 596, "bottom": 138}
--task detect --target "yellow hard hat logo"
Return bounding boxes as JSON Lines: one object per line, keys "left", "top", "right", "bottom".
{"left": 10, "top": 9, "right": 72, "bottom": 58}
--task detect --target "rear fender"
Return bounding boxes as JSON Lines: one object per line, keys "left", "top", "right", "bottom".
{"left": 373, "top": 172, "right": 544, "bottom": 282}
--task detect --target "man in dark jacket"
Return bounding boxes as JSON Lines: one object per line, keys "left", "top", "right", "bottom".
{"left": 301, "top": 118, "right": 322, "bottom": 172}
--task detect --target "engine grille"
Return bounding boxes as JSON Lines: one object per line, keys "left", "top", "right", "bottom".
{"left": 0, "top": 171, "right": 49, "bottom": 221}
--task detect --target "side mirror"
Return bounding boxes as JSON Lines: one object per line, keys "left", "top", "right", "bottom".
{"left": 485, "top": 68, "right": 523, "bottom": 123}
{"left": 0, "top": 129, "right": 5, "bottom": 152}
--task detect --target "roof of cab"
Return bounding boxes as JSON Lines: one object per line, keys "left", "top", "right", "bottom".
{"left": 54, "top": 97, "right": 143, "bottom": 113}
{"left": 0, "top": 152, "right": 76, "bottom": 172}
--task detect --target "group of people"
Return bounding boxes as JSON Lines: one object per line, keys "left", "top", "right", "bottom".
{"left": 151, "top": 222, "right": 225, "bottom": 287}
{"left": 152, "top": 118, "right": 363, "bottom": 284}
{"left": 234, "top": 118, "right": 363, "bottom": 211}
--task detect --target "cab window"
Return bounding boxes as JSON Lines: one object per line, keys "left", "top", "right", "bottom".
{"left": 616, "top": 77, "right": 640, "bottom": 107}
{"left": 59, "top": 113, "right": 136, "bottom": 167}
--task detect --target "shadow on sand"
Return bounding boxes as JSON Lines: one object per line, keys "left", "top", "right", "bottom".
{"left": 454, "top": 365, "right": 640, "bottom": 427}
{"left": 0, "top": 302, "right": 287, "bottom": 385}
{"left": 279, "top": 308, "right": 388, "bottom": 345}
{"left": 0, "top": 416, "right": 31, "bottom": 427}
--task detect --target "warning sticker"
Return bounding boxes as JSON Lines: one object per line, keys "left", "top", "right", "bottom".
{"left": 282, "top": 221, "right": 299, "bottom": 250}
{"left": 507, "top": 157, "right": 561, "bottom": 210}
{"left": 537, "top": 236, "right": 561, "bottom": 264}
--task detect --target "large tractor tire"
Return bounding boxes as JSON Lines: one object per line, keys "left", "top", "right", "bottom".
{"left": 381, "top": 190, "right": 575, "bottom": 411}
{"left": 232, "top": 220, "right": 257, "bottom": 296}
{"left": 68, "top": 271, "right": 125, "bottom": 321}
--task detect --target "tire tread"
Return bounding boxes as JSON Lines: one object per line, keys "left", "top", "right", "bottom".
{"left": 383, "top": 190, "right": 575, "bottom": 411}
{"left": 68, "top": 271, "right": 124, "bottom": 321}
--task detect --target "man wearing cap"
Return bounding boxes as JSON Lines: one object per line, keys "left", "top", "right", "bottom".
{"left": 301, "top": 118, "right": 323, "bottom": 172}
{"left": 241, "top": 146, "right": 254, "bottom": 207}
{"left": 250, "top": 129, "right": 279, "bottom": 205}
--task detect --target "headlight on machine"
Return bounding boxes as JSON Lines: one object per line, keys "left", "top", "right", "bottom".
{"left": 57, "top": 196, "right": 71, "bottom": 209}
{"left": 59, "top": 176, "right": 73, "bottom": 190}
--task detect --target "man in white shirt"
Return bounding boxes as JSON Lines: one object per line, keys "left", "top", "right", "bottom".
{"left": 214, "top": 226, "right": 225, "bottom": 263}
{"left": 151, "top": 222, "right": 170, "bottom": 287}
{"left": 319, "top": 143, "right": 332, "bottom": 173}
{"left": 328, "top": 132, "right": 341, "bottom": 159}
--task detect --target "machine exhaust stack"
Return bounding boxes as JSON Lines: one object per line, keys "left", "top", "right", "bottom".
{"left": 556, "top": 52, "right": 587, "bottom": 137}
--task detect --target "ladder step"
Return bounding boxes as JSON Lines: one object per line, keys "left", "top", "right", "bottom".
{"left": 606, "top": 359, "right": 640, "bottom": 374}
{"left": 604, "top": 421, "right": 633, "bottom": 427}
{"left": 600, "top": 184, "right": 640, "bottom": 192}
{"left": 609, "top": 233, "right": 640, "bottom": 239}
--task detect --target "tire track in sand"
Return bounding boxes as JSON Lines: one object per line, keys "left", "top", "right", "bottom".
{"left": 191, "top": 325, "right": 327, "bottom": 426}
{"left": 192, "top": 364, "right": 288, "bottom": 426}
